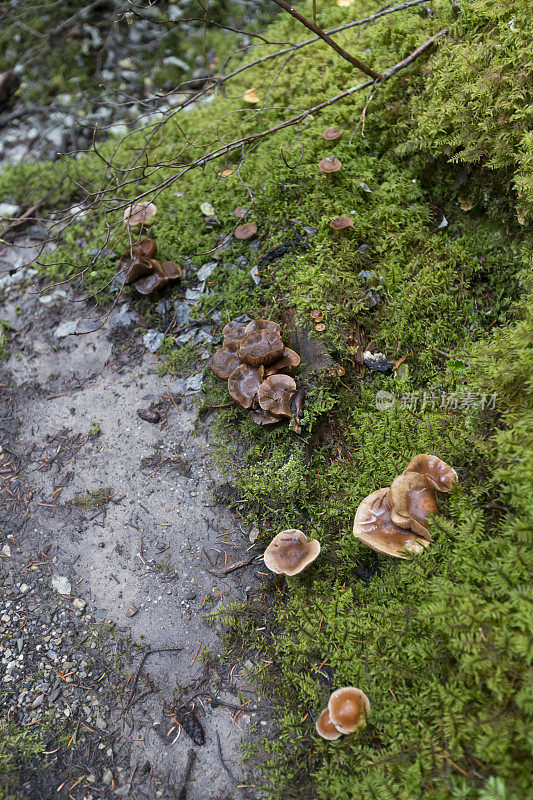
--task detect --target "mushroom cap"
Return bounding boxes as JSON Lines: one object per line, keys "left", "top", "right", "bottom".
{"left": 263, "top": 529, "right": 320, "bottom": 576}
{"left": 118, "top": 254, "right": 155, "bottom": 285}
{"left": 244, "top": 320, "right": 282, "bottom": 336}
{"left": 264, "top": 348, "right": 301, "bottom": 376}
{"left": 123, "top": 201, "right": 157, "bottom": 228}
{"left": 322, "top": 126, "right": 343, "bottom": 141}
{"left": 328, "top": 688, "right": 370, "bottom": 734}
{"left": 353, "top": 488, "right": 430, "bottom": 559}
{"left": 234, "top": 223, "right": 257, "bottom": 240}
{"left": 136, "top": 237, "right": 157, "bottom": 259}
{"left": 315, "top": 708, "right": 343, "bottom": 740}
{"left": 160, "top": 260, "right": 182, "bottom": 279}
{"left": 239, "top": 331, "right": 285, "bottom": 367}
{"left": 223, "top": 324, "right": 247, "bottom": 350}
{"left": 211, "top": 348, "right": 242, "bottom": 380}
{"left": 403, "top": 454, "right": 458, "bottom": 493}
{"left": 258, "top": 374, "right": 297, "bottom": 417}
{"left": 134, "top": 272, "right": 168, "bottom": 295}
{"left": 330, "top": 216, "right": 354, "bottom": 231}
{"left": 319, "top": 156, "right": 342, "bottom": 174}
{"left": 249, "top": 408, "right": 283, "bottom": 426}
{"left": 388, "top": 472, "right": 437, "bottom": 538}
{"left": 227, "top": 364, "right": 264, "bottom": 409}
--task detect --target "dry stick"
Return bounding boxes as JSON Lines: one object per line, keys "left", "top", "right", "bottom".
{"left": 270, "top": 0, "right": 380, "bottom": 78}
{"left": 200, "top": 548, "right": 256, "bottom": 577}
{"left": 84, "top": 29, "right": 447, "bottom": 209}
{"left": 124, "top": 646, "right": 183, "bottom": 709}
{"left": 219, "top": 0, "right": 432, "bottom": 82}
{"left": 176, "top": 749, "right": 196, "bottom": 800}
{"left": 379, "top": 27, "right": 447, "bottom": 78}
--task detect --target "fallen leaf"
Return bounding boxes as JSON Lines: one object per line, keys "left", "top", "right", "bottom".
{"left": 200, "top": 201, "right": 216, "bottom": 216}
{"left": 243, "top": 87, "right": 260, "bottom": 104}
{"left": 219, "top": 168, "right": 234, "bottom": 177}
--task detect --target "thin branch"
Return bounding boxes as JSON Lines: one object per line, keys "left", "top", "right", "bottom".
{"left": 270, "top": 0, "right": 381, "bottom": 78}
{"left": 379, "top": 27, "right": 447, "bottom": 79}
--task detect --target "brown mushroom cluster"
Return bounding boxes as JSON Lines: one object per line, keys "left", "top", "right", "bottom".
{"left": 353, "top": 455, "right": 458, "bottom": 558}
{"left": 116, "top": 238, "right": 182, "bottom": 295}
{"left": 316, "top": 688, "right": 370, "bottom": 740}
{"left": 211, "top": 319, "right": 301, "bottom": 425}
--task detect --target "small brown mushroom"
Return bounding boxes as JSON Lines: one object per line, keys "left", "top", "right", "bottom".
{"left": 328, "top": 688, "right": 370, "bottom": 735}
{"left": 403, "top": 454, "right": 458, "bottom": 493}
{"left": 387, "top": 472, "right": 437, "bottom": 539}
{"left": 234, "top": 223, "right": 257, "bottom": 240}
{"left": 263, "top": 529, "right": 320, "bottom": 576}
{"left": 264, "top": 348, "right": 300, "bottom": 376}
{"left": 330, "top": 216, "right": 354, "bottom": 232}
{"left": 227, "top": 364, "right": 264, "bottom": 409}
{"left": 123, "top": 201, "right": 157, "bottom": 228}
{"left": 319, "top": 156, "right": 342, "bottom": 176}
{"left": 310, "top": 310, "right": 324, "bottom": 323}
{"left": 239, "top": 331, "right": 284, "bottom": 367}
{"left": 136, "top": 238, "right": 157, "bottom": 259}
{"left": 353, "top": 488, "right": 430, "bottom": 559}
{"left": 160, "top": 261, "right": 182, "bottom": 280}
{"left": 258, "top": 374, "right": 296, "bottom": 417}
{"left": 315, "top": 708, "right": 342, "bottom": 741}
{"left": 249, "top": 408, "right": 282, "bottom": 426}
{"left": 134, "top": 272, "right": 168, "bottom": 295}
{"left": 211, "top": 349, "right": 242, "bottom": 380}
{"left": 322, "top": 126, "right": 343, "bottom": 142}
{"left": 244, "top": 320, "right": 282, "bottom": 336}
{"left": 233, "top": 206, "right": 247, "bottom": 218}
{"left": 223, "top": 325, "right": 247, "bottom": 350}
{"left": 119, "top": 255, "right": 155, "bottom": 285}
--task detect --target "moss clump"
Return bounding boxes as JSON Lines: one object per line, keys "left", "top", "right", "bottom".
{"left": 73, "top": 487, "right": 114, "bottom": 510}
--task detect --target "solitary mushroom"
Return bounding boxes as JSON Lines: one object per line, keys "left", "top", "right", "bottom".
{"left": 235, "top": 223, "right": 257, "bottom": 240}
{"left": 315, "top": 708, "right": 343, "bottom": 741}
{"left": 328, "top": 688, "right": 370, "bottom": 734}
{"left": 211, "top": 348, "right": 242, "bottom": 380}
{"left": 387, "top": 472, "right": 437, "bottom": 538}
{"left": 322, "top": 126, "right": 343, "bottom": 142}
{"left": 227, "top": 364, "right": 264, "bottom": 409}
{"left": 123, "top": 201, "right": 157, "bottom": 228}
{"left": 330, "top": 216, "right": 354, "bottom": 232}
{"left": 403, "top": 454, "right": 458, "bottom": 493}
{"left": 319, "top": 156, "right": 342, "bottom": 177}
{"left": 264, "top": 348, "right": 300, "bottom": 376}
{"left": 239, "top": 330, "right": 285, "bottom": 367}
{"left": 353, "top": 488, "right": 430, "bottom": 558}
{"left": 263, "top": 529, "right": 320, "bottom": 576}
{"left": 258, "top": 374, "right": 296, "bottom": 417}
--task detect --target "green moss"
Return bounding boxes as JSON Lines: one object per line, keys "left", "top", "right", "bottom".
{"left": 73, "top": 487, "right": 114, "bottom": 510}
{"left": 0, "top": 319, "right": 13, "bottom": 360}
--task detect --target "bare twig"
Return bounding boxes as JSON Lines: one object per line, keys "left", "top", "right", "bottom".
{"left": 124, "top": 646, "right": 183, "bottom": 709}
{"left": 270, "top": 0, "right": 380, "bottom": 78}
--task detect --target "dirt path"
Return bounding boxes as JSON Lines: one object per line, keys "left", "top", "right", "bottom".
{"left": 1, "top": 236, "right": 264, "bottom": 799}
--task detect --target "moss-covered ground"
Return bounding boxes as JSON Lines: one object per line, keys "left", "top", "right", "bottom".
{"left": 1, "top": 1, "right": 532, "bottom": 798}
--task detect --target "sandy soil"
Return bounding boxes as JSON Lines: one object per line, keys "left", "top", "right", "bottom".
{"left": 1, "top": 234, "right": 265, "bottom": 800}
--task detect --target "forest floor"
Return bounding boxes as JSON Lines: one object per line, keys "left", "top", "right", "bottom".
{"left": 0, "top": 233, "right": 265, "bottom": 799}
